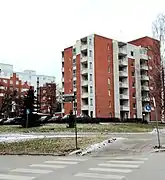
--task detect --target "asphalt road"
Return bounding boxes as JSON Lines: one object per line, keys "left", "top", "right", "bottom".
{"left": 0, "top": 132, "right": 165, "bottom": 179}
{"left": 0, "top": 152, "right": 162, "bottom": 180}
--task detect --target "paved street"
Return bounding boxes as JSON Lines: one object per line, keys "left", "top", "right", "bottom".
{"left": 0, "top": 153, "right": 155, "bottom": 180}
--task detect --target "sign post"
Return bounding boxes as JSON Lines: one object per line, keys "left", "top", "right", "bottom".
{"left": 63, "top": 94, "right": 78, "bottom": 149}
{"left": 26, "top": 109, "right": 30, "bottom": 128}
{"left": 153, "top": 97, "right": 161, "bottom": 148}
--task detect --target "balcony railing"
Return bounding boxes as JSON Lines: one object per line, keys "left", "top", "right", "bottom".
{"left": 61, "top": 67, "right": 64, "bottom": 72}
{"left": 119, "top": 58, "right": 127, "bottom": 66}
{"left": 81, "top": 44, "right": 88, "bottom": 51}
{"left": 119, "top": 71, "right": 128, "bottom": 77}
{"left": 81, "top": 92, "right": 88, "bottom": 98}
{"left": 81, "top": 68, "right": 88, "bottom": 74}
{"left": 81, "top": 56, "right": 88, "bottom": 63}
{"left": 81, "top": 80, "right": 88, "bottom": 87}
{"left": 120, "top": 94, "right": 129, "bottom": 99}
{"left": 119, "top": 47, "right": 127, "bottom": 55}
{"left": 120, "top": 105, "right": 129, "bottom": 111}
{"left": 119, "top": 82, "right": 128, "bottom": 88}
{"left": 81, "top": 104, "right": 89, "bottom": 110}
{"left": 140, "top": 54, "right": 148, "bottom": 60}
{"left": 142, "top": 97, "right": 150, "bottom": 101}
{"left": 141, "top": 85, "right": 149, "bottom": 91}
{"left": 141, "top": 64, "right": 149, "bottom": 71}
{"left": 141, "top": 75, "right": 149, "bottom": 81}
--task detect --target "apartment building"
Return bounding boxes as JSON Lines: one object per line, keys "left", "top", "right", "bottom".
{"left": 39, "top": 83, "right": 56, "bottom": 114}
{"left": 61, "top": 34, "right": 161, "bottom": 122}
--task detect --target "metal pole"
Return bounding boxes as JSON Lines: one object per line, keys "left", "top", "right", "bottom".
{"left": 37, "top": 77, "right": 40, "bottom": 113}
{"left": 73, "top": 99, "right": 78, "bottom": 149}
{"left": 155, "top": 106, "right": 161, "bottom": 148}
{"left": 26, "top": 113, "right": 28, "bottom": 128}
{"left": 153, "top": 97, "right": 161, "bottom": 148}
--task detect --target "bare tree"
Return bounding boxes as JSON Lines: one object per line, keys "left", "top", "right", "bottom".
{"left": 152, "top": 13, "right": 165, "bottom": 121}
{"left": 55, "top": 84, "right": 62, "bottom": 112}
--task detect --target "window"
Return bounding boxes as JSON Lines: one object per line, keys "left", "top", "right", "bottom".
{"left": 133, "top": 92, "right": 136, "bottom": 97}
{"left": 133, "top": 103, "right": 136, "bottom": 108}
{"left": 109, "top": 101, "right": 111, "bottom": 108}
{"left": 131, "top": 51, "right": 134, "bottom": 56}
{"left": 108, "top": 55, "right": 110, "bottom": 62}
{"left": 107, "top": 44, "right": 110, "bottom": 51}
{"left": 90, "top": 74, "right": 92, "bottom": 81}
{"left": 90, "top": 62, "right": 92, "bottom": 69}
{"left": 108, "top": 78, "right": 110, "bottom": 84}
{"left": 132, "top": 71, "right": 135, "bottom": 76}
{"left": 108, "top": 90, "right": 111, "bottom": 96}
{"left": 90, "top": 99, "right": 93, "bottom": 106}
{"left": 89, "top": 50, "right": 92, "bottom": 57}
{"left": 131, "top": 61, "right": 134, "bottom": 66}
{"left": 108, "top": 66, "right": 110, "bottom": 73}
{"left": 89, "top": 39, "right": 92, "bottom": 45}
{"left": 90, "top": 86, "right": 93, "bottom": 93}
{"left": 73, "top": 59, "right": 76, "bottom": 64}
{"left": 132, "top": 82, "right": 135, "bottom": 87}
{"left": 108, "top": 84, "right": 111, "bottom": 90}
{"left": 73, "top": 70, "right": 76, "bottom": 76}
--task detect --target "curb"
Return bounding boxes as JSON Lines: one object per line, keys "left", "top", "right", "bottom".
{"left": 0, "top": 152, "right": 66, "bottom": 156}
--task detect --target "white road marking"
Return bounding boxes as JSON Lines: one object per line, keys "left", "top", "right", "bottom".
{"left": 108, "top": 157, "right": 148, "bottom": 161}
{"left": 89, "top": 167, "right": 132, "bottom": 173}
{"left": 74, "top": 172, "right": 127, "bottom": 180}
{"left": 56, "top": 157, "right": 88, "bottom": 161}
{"left": 44, "top": 160, "right": 78, "bottom": 165}
{"left": 11, "top": 168, "right": 53, "bottom": 174}
{"left": 98, "top": 163, "right": 139, "bottom": 168}
{"left": 30, "top": 164, "right": 66, "bottom": 168}
{"left": 0, "top": 174, "right": 35, "bottom": 180}
{"left": 108, "top": 160, "right": 144, "bottom": 164}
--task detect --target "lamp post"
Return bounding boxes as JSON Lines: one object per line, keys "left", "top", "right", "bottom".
{"left": 153, "top": 97, "right": 161, "bottom": 148}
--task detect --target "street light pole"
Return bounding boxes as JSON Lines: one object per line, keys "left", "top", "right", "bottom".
{"left": 153, "top": 97, "right": 161, "bottom": 148}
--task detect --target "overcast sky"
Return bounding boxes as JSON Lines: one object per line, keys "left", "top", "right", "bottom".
{"left": 0, "top": 0, "right": 165, "bottom": 84}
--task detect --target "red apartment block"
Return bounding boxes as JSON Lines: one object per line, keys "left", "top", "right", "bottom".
{"left": 39, "top": 83, "right": 56, "bottom": 114}
{"left": 61, "top": 34, "right": 162, "bottom": 122}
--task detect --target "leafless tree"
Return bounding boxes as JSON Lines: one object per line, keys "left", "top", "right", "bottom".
{"left": 152, "top": 13, "right": 165, "bottom": 121}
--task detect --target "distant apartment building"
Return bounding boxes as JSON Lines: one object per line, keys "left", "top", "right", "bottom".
{"left": 61, "top": 34, "right": 161, "bottom": 122}
{"left": 0, "top": 63, "right": 56, "bottom": 91}
{"left": 39, "top": 83, "right": 56, "bottom": 114}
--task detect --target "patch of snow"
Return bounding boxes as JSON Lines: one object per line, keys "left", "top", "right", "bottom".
{"left": 149, "top": 128, "right": 165, "bottom": 135}
{"left": 69, "top": 137, "right": 126, "bottom": 156}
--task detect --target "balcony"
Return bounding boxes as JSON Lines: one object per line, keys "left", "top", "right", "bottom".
{"left": 141, "top": 75, "right": 149, "bottom": 81}
{"left": 81, "top": 80, "right": 88, "bottom": 87}
{"left": 81, "top": 92, "right": 88, "bottom": 98}
{"left": 141, "top": 85, "right": 149, "bottom": 91}
{"left": 119, "top": 58, "right": 127, "bottom": 66}
{"left": 73, "top": 87, "right": 77, "bottom": 92}
{"left": 119, "top": 71, "right": 128, "bottom": 77}
{"left": 73, "top": 76, "right": 76, "bottom": 81}
{"left": 140, "top": 54, "right": 148, "bottom": 60}
{"left": 119, "top": 82, "right": 128, "bottom": 88}
{"left": 120, "top": 105, "right": 129, "bottom": 111}
{"left": 61, "top": 67, "right": 64, "bottom": 72}
{"left": 81, "top": 68, "right": 88, "bottom": 75}
{"left": 62, "top": 77, "right": 64, "bottom": 82}
{"left": 81, "top": 104, "right": 89, "bottom": 110}
{"left": 119, "top": 47, "right": 127, "bottom": 56}
{"left": 142, "top": 96, "right": 150, "bottom": 101}
{"left": 73, "top": 54, "right": 76, "bottom": 59}
{"left": 62, "top": 88, "right": 64, "bottom": 92}
{"left": 73, "top": 65, "right": 76, "bottom": 70}
{"left": 81, "top": 44, "right": 88, "bottom": 51}
{"left": 141, "top": 64, "right": 149, "bottom": 71}
{"left": 62, "top": 57, "right": 64, "bottom": 62}
{"left": 120, "top": 94, "right": 129, "bottom": 99}
{"left": 81, "top": 56, "right": 88, "bottom": 63}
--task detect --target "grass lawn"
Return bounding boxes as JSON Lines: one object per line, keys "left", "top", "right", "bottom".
{"left": 0, "top": 123, "right": 163, "bottom": 133}
{"left": 0, "top": 136, "right": 106, "bottom": 155}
